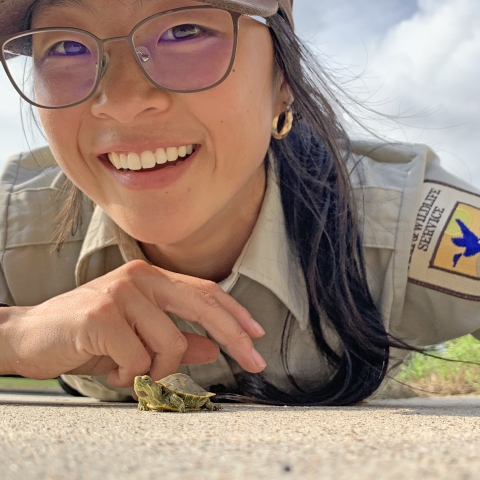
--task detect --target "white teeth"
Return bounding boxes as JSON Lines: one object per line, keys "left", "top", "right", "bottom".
{"left": 128, "top": 153, "right": 142, "bottom": 171}
{"left": 141, "top": 150, "right": 156, "bottom": 169}
{"left": 108, "top": 152, "right": 121, "bottom": 169}
{"left": 120, "top": 154, "right": 128, "bottom": 169}
{"left": 178, "top": 146, "right": 187, "bottom": 158}
{"left": 166, "top": 147, "right": 179, "bottom": 162}
{"left": 156, "top": 148, "right": 168, "bottom": 165}
{"left": 107, "top": 145, "right": 195, "bottom": 170}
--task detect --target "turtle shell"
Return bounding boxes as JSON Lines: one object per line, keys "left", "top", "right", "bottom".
{"left": 158, "top": 373, "right": 215, "bottom": 399}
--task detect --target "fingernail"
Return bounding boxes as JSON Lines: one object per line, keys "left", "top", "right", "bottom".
{"left": 251, "top": 320, "right": 266, "bottom": 336}
{"left": 252, "top": 349, "right": 267, "bottom": 369}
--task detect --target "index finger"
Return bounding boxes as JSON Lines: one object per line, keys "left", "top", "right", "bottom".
{"left": 144, "top": 273, "right": 267, "bottom": 373}
{"left": 154, "top": 270, "right": 266, "bottom": 339}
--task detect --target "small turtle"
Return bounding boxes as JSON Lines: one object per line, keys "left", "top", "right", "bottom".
{"left": 134, "top": 373, "right": 223, "bottom": 413}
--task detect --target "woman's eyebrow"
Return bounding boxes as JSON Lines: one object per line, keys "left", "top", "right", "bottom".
{"left": 33, "top": 0, "right": 94, "bottom": 15}
{"left": 33, "top": 0, "right": 170, "bottom": 15}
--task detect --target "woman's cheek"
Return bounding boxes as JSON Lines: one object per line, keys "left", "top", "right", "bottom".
{"left": 203, "top": 91, "right": 272, "bottom": 167}
{"left": 40, "top": 108, "right": 76, "bottom": 149}
{"left": 39, "top": 109, "right": 96, "bottom": 186}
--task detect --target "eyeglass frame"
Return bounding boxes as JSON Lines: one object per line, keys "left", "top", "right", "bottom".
{"left": 0, "top": 5, "right": 270, "bottom": 110}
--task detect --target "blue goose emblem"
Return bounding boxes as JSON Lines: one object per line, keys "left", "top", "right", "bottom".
{"left": 451, "top": 219, "right": 480, "bottom": 267}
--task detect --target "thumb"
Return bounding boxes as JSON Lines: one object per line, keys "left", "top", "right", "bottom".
{"left": 148, "top": 332, "right": 220, "bottom": 380}
{"left": 180, "top": 332, "right": 220, "bottom": 365}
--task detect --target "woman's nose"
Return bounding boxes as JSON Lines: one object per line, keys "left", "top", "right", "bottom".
{"left": 90, "top": 42, "right": 171, "bottom": 122}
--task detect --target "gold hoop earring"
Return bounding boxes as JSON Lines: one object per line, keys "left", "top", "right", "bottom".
{"left": 272, "top": 105, "right": 294, "bottom": 140}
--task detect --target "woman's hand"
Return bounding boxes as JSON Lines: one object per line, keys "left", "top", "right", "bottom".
{"left": 1, "top": 260, "right": 266, "bottom": 388}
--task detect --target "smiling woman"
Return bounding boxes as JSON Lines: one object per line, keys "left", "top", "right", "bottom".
{"left": 0, "top": 0, "right": 479, "bottom": 406}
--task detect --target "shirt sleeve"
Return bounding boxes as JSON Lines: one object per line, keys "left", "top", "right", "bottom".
{"left": 0, "top": 154, "right": 19, "bottom": 307}
{"left": 396, "top": 161, "right": 480, "bottom": 347}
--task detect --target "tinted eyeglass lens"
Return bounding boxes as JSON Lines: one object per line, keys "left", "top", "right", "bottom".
{"left": 3, "top": 31, "right": 100, "bottom": 108}
{"left": 2, "top": 8, "right": 235, "bottom": 108}
{"left": 133, "top": 9, "right": 234, "bottom": 91}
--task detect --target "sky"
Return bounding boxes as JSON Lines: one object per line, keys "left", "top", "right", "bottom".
{"left": 1, "top": 0, "right": 479, "bottom": 184}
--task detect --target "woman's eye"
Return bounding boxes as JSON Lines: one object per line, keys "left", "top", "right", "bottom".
{"left": 48, "top": 41, "right": 89, "bottom": 56}
{"left": 160, "top": 24, "right": 208, "bottom": 42}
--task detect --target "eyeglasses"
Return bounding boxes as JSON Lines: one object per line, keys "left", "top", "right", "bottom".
{"left": 0, "top": 6, "right": 268, "bottom": 109}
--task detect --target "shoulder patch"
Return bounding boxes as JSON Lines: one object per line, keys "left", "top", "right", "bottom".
{"left": 408, "top": 181, "right": 480, "bottom": 300}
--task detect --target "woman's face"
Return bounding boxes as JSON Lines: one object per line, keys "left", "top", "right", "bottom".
{"left": 32, "top": 0, "right": 289, "bottom": 246}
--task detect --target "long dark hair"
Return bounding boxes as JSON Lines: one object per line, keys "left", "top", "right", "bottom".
{"left": 233, "top": 12, "right": 406, "bottom": 405}
{"left": 25, "top": 7, "right": 415, "bottom": 405}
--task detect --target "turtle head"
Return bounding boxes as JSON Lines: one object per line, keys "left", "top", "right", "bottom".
{"left": 134, "top": 375, "right": 162, "bottom": 399}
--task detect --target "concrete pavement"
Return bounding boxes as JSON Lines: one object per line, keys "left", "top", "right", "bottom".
{"left": 0, "top": 390, "right": 479, "bottom": 480}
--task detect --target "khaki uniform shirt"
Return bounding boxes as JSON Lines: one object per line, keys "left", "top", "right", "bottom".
{"left": 1, "top": 140, "right": 480, "bottom": 401}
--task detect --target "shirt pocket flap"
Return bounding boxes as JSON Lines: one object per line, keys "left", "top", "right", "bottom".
{"left": 353, "top": 187, "right": 402, "bottom": 250}
{"left": 6, "top": 188, "right": 88, "bottom": 247}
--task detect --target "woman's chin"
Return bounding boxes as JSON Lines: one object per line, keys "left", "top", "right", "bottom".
{"left": 118, "top": 222, "right": 198, "bottom": 248}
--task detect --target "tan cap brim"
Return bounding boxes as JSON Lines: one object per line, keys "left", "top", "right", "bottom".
{"left": 0, "top": 0, "right": 293, "bottom": 38}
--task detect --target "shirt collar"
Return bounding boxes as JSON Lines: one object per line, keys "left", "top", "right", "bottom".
{"left": 76, "top": 150, "right": 310, "bottom": 330}
{"left": 233, "top": 150, "right": 309, "bottom": 329}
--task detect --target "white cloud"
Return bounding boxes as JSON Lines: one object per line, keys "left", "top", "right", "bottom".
{"left": 295, "top": 0, "right": 418, "bottom": 46}
{"left": 297, "top": 0, "right": 480, "bottom": 184}
{"left": 361, "top": 0, "right": 480, "bottom": 183}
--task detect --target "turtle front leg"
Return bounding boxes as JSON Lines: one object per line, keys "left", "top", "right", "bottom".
{"left": 204, "top": 399, "right": 223, "bottom": 411}
{"left": 169, "top": 393, "right": 186, "bottom": 413}
{"left": 138, "top": 398, "right": 150, "bottom": 411}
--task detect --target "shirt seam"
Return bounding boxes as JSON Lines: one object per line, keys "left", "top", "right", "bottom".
{"left": 362, "top": 242, "right": 395, "bottom": 250}
{"left": 352, "top": 185, "right": 403, "bottom": 193}
{"left": 388, "top": 167, "right": 415, "bottom": 331}
{"left": 4, "top": 239, "right": 85, "bottom": 249}
{"left": 10, "top": 186, "right": 61, "bottom": 195}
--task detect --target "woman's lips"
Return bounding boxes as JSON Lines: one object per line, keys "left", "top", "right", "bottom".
{"left": 98, "top": 146, "right": 200, "bottom": 191}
